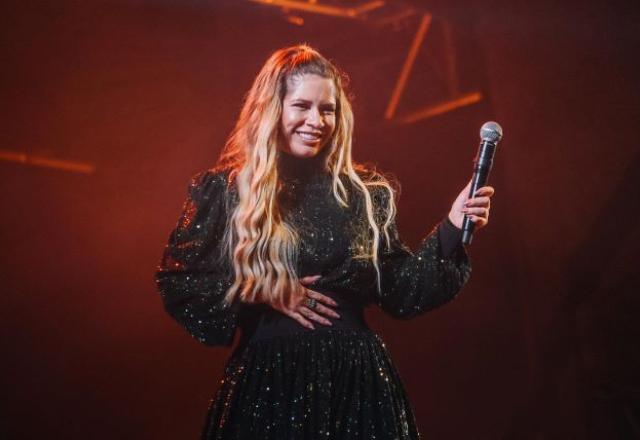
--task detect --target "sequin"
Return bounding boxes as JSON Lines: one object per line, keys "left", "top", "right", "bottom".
{"left": 155, "top": 168, "right": 471, "bottom": 439}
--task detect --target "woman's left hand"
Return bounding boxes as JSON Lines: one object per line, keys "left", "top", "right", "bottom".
{"left": 448, "top": 180, "right": 495, "bottom": 230}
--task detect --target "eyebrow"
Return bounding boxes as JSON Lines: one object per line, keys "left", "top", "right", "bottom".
{"left": 290, "top": 99, "right": 336, "bottom": 107}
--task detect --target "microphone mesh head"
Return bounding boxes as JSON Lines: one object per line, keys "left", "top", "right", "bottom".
{"left": 480, "top": 121, "right": 503, "bottom": 143}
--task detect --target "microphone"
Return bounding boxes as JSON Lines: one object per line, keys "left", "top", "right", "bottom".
{"left": 462, "top": 121, "right": 503, "bottom": 245}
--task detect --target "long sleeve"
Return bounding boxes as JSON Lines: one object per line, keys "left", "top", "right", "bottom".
{"left": 372, "top": 187, "right": 472, "bottom": 319}
{"left": 155, "top": 170, "right": 238, "bottom": 346}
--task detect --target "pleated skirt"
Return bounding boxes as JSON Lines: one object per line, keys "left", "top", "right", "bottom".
{"left": 201, "top": 329, "right": 420, "bottom": 439}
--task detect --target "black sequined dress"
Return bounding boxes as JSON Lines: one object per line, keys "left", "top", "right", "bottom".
{"left": 155, "top": 161, "right": 471, "bottom": 440}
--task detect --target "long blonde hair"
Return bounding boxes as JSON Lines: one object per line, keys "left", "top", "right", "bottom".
{"left": 217, "top": 45, "right": 397, "bottom": 308}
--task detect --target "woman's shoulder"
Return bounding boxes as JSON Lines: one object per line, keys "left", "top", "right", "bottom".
{"left": 182, "top": 167, "right": 238, "bottom": 211}
{"left": 188, "top": 166, "right": 235, "bottom": 195}
{"left": 353, "top": 162, "right": 398, "bottom": 184}
{"left": 190, "top": 166, "right": 229, "bottom": 186}
{"left": 352, "top": 163, "right": 400, "bottom": 202}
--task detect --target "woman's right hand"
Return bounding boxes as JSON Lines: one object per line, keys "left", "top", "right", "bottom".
{"left": 268, "top": 275, "right": 340, "bottom": 330}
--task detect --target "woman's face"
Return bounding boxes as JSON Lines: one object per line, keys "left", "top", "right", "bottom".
{"left": 280, "top": 73, "right": 337, "bottom": 159}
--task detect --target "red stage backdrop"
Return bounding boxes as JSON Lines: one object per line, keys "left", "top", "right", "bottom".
{"left": 1, "top": 1, "right": 638, "bottom": 438}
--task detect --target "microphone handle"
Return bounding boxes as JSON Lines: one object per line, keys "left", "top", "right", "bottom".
{"left": 462, "top": 140, "right": 497, "bottom": 245}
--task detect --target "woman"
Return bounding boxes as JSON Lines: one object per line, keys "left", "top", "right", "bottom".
{"left": 156, "top": 45, "right": 493, "bottom": 439}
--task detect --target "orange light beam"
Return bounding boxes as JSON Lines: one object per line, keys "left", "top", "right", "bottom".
{"left": 398, "top": 91, "right": 483, "bottom": 124}
{"left": 442, "top": 20, "right": 459, "bottom": 97}
{"left": 384, "top": 13, "right": 432, "bottom": 120}
{"left": 0, "top": 149, "right": 95, "bottom": 174}
{"left": 352, "top": 0, "right": 386, "bottom": 15}
{"left": 250, "top": 0, "right": 385, "bottom": 19}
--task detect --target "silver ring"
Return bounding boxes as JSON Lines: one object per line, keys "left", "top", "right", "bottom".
{"left": 306, "top": 297, "right": 317, "bottom": 310}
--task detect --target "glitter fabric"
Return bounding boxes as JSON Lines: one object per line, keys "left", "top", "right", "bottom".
{"left": 155, "top": 167, "right": 471, "bottom": 439}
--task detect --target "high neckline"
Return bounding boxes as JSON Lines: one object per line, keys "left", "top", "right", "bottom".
{"left": 277, "top": 151, "right": 330, "bottom": 183}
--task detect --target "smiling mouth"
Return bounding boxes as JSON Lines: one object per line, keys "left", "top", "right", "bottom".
{"left": 296, "top": 131, "right": 322, "bottom": 142}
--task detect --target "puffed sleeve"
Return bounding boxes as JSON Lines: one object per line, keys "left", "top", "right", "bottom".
{"left": 155, "top": 170, "right": 239, "bottom": 346}
{"left": 372, "top": 187, "right": 472, "bottom": 319}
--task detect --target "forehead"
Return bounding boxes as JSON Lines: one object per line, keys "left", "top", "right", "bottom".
{"left": 284, "top": 73, "right": 336, "bottom": 102}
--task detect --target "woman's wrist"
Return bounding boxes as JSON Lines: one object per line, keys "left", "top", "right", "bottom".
{"left": 439, "top": 216, "right": 464, "bottom": 257}
{"left": 447, "top": 211, "right": 463, "bottom": 229}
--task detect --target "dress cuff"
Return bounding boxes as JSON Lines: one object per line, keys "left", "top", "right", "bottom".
{"left": 438, "top": 216, "right": 463, "bottom": 258}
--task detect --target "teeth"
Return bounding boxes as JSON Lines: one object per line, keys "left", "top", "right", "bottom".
{"left": 297, "top": 131, "right": 321, "bottom": 140}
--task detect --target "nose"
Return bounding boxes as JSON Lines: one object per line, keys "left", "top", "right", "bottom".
{"left": 306, "top": 107, "right": 324, "bottom": 129}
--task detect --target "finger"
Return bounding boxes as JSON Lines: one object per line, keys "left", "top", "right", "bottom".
{"left": 474, "top": 186, "right": 494, "bottom": 197}
{"left": 300, "top": 307, "right": 332, "bottom": 326}
{"left": 467, "top": 215, "right": 488, "bottom": 228}
{"left": 306, "top": 289, "right": 338, "bottom": 307}
{"left": 313, "top": 302, "right": 341, "bottom": 319}
{"left": 464, "top": 196, "right": 491, "bottom": 208}
{"left": 290, "top": 311, "right": 315, "bottom": 330}
{"left": 300, "top": 275, "right": 322, "bottom": 285}
{"left": 462, "top": 207, "right": 489, "bottom": 217}
{"left": 474, "top": 186, "right": 495, "bottom": 197}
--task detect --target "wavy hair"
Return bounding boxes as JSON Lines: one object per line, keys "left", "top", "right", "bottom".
{"left": 216, "top": 45, "right": 397, "bottom": 308}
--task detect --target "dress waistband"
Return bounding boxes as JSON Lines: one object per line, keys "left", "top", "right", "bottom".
{"left": 247, "top": 290, "right": 369, "bottom": 343}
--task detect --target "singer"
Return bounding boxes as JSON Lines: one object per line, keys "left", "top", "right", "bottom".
{"left": 155, "top": 45, "right": 494, "bottom": 439}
